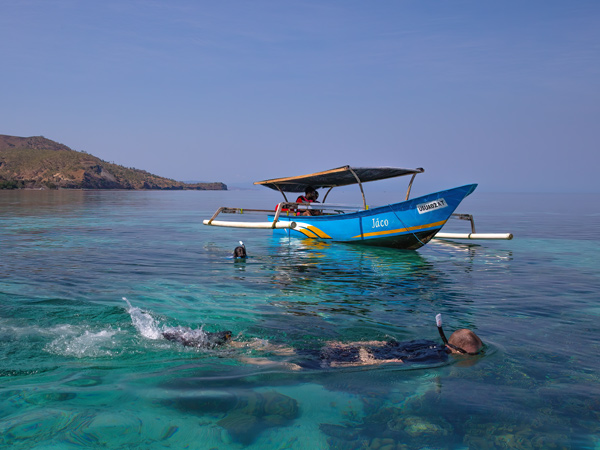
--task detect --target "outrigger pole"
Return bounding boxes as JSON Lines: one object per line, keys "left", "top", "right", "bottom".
{"left": 203, "top": 204, "right": 297, "bottom": 229}
{"left": 202, "top": 220, "right": 296, "bottom": 229}
{"left": 435, "top": 232, "right": 513, "bottom": 240}
{"left": 434, "top": 214, "right": 513, "bottom": 240}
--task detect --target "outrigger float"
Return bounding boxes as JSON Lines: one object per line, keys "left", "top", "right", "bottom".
{"left": 203, "top": 166, "right": 512, "bottom": 250}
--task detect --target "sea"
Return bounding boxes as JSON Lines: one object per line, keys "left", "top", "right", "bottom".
{"left": 0, "top": 189, "right": 599, "bottom": 450}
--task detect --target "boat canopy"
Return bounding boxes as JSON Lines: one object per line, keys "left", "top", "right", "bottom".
{"left": 254, "top": 166, "right": 424, "bottom": 193}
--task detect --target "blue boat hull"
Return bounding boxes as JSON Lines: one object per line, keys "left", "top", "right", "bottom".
{"left": 269, "top": 184, "right": 477, "bottom": 250}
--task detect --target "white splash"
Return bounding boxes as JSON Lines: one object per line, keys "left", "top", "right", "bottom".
{"left": 46, "top": 328, "right": 120, "bottom": 358}
{"left": 123, "top": 297, "right": 162, "bottom": 340}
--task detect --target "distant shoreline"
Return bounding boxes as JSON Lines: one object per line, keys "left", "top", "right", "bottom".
{"left": 0, "top": 134, "right": 227, "bottom": 191}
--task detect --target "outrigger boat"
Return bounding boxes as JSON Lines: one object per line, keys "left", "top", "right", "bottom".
{"left": 203, "top": 166, "right": 512, "bottom": 250}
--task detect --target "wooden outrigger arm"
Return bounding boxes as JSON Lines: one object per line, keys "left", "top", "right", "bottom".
{"left": 203, "top": 203, "right": 297, "bottom": 229}
{"left": 434, "top": 214, "right": 513, "bottom": 240}
{"left": 203, "top": 220, "right": 296, "bottom": 229}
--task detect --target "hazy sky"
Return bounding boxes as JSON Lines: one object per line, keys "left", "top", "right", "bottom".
{"left": 1, "top": 1, "right": 599, "bottom": 192}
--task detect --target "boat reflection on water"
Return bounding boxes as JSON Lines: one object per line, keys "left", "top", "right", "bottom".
{"left": 268, "top": 236, "right": 442, "bottom": 294}
{"left": 430, "top": 238, "right": 514, "bottom": 263}
{"left": 259, "top": 238, "right": 454, "bottom": 335}
{"left": 242, "top": 235, "right": 514, "bottom": 343}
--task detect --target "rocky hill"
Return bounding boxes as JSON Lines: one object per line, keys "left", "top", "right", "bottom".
{"left": 0, "top": 135, "right": 226, "bottom": 190}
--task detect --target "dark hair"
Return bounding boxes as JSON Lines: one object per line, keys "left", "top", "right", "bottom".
{"left": 233, "top": 246, "right": 247, "bottom": 258}
{"left": 206, "top": 330, "right": 232, "bottom": 347}
{"left": 305, "top": 186, "right": 319, "bottom": 200}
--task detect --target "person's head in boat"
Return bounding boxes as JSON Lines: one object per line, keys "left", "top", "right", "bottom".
{"left": 305, "top": 186, "right": 319, "bottom": 202}
{"left": 297, "top": 186, "right": 319, "bottom": 203}
{"left": 446, "top": 329, "right": 483, "bottom": 355}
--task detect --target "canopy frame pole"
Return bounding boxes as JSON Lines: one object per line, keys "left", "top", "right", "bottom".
{"left": 276, "top": 186, "right": 289, "bottom": 202}
{"left": 405, "top": 173, "right": 418, "bottom": 200}
{"left": 322, "top": 186, "right": 334, "bottom": 203}
{"left": 347, "top": 167, "right": 367, "bottom": 210}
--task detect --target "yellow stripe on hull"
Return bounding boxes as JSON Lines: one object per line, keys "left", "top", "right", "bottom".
{"left": 304, "top": 225, "right": 332, "bottom": 239}
{"left": 294, "top": 223, "right": 332, "bottom": 239}
{"left": 297, "top": 227, "right": 319, "bottom": 238}
{"left": 351, "top": 220, "right": 447, "bottom": 239}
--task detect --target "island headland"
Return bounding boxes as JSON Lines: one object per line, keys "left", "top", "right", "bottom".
{"left": 0, "top": 134, "right": 226, "bottom": 190}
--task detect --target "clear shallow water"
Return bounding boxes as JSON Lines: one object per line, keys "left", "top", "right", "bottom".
{"left": 1, "top": 189, "right": 599, "bottom": 449}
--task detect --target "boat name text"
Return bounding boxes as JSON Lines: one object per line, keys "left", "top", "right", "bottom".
{"left": 417, "top": 198, "right": 448, "bottom": 214}
{"left": 372, "top": 218, "right": 389, "bottom": 228}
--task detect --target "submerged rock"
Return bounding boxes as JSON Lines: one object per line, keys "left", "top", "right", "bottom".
{"left": 319, "top": 423, "right": 360, "bottom": 441}
{"left": 216, "top": 391, "right": 299, "bottom": 445}
{"left": 463, "top": 422, "right": 571, "bottom": 450}
{"left": 387, "top": 416, "right": 451, "bottom": 437}
{"left": 169, "top": 390, "right": 298, "bottom": 445}
{"left": 217, "top": 413, "right": 260, "bottom": 444}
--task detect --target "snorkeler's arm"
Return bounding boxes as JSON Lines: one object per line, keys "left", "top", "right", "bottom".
{"left": 325, "top": 340, "right": 388, "bottom": 349}
{"left": 238, "top": 356, "right": 301, "bottom": 371}
{"left": 327, "top": 346, "right": 404, "bottom": 367}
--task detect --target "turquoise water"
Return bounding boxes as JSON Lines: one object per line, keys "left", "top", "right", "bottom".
{"left": 1, "top": 190, "right": 599, "bottom": 449}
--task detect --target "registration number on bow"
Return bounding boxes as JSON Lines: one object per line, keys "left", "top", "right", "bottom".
{"left": 417, "top": 198, "right": 448, "bottom": 214}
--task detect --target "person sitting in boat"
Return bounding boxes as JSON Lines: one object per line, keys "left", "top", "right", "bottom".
{"left": 296, "top": 186, "right": 321, "bottom": 216}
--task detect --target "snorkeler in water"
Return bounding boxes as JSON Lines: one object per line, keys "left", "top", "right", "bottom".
{"left": 306, "top": 327, "right": 483, "bottom": 369}
{"left": 149, "top": 305, "right": 482, "bottom": 368}
{"left": 233, "top": 241, "right": 247, "bottom": 259}
{"left": 320, "top": 315, "right": 482, "bottom": 368}
{"left": 241, "top": 314, "right": 483, "bottom": 369}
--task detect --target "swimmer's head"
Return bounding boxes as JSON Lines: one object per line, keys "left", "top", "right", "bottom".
{"left": 447, "top": 329, "right": 483, "bottom": 355}
{"left": 206, "top": 330, "right": 232, "bottom": 347}
{"left": 233, "top": 246, "right": 247, "bottom": 258}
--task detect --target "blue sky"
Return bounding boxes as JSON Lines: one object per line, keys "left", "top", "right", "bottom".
{"left": 1, "top": 0, "right": 599, "bottom": 192}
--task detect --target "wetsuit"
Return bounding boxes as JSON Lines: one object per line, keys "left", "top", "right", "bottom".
{"left": 293, "top": 339, "right": 449, "bottom": 369}
{"left": 368, "top": 339, "right": 449, "bottom": 364}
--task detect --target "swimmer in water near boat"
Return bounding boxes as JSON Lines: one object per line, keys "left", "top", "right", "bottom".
{"left": 158, "top": 326, "right": 481, "bottom": 368}
{"left": 233, "top": 241, "right": 247, "bottom": 259}
{"left": 241, "top": 315, "right": 483, "bottom": 369}
{"left": 303, "top": 328, "right": 483, "bottom": 369}
{"left": 147, "top": 305, "right": 482, "bottom": 368}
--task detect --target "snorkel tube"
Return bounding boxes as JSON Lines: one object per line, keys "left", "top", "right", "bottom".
{"left": 436, "top": 313, "right": 449, "bottom": 344}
